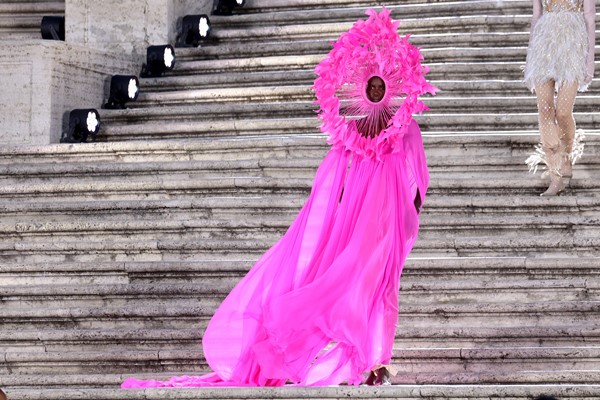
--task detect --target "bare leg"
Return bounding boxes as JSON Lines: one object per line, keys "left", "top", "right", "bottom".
{"left": 535, "top": 80, "right": 565, "bottom": 196}
{"left": 414, "top": 188, "right": 422, "bottom": 214}
{"left": 555, "top": 82, "right": 579, "bottom": 177}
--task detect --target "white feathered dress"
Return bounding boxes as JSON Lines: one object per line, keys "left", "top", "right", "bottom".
{"left": 524, "top": 0, "right": 596, "bottom": 92}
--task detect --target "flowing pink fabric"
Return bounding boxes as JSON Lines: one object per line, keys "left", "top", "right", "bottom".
{"left": 122, "top": 119, "right": 429, "bottom": 388}
{"left": 122, "top": 7, "right": 433, "bottom": 388}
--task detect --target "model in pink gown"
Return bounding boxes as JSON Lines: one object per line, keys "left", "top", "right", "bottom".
{"left": 122, "top": 7, "right": 436, "bottom": 388}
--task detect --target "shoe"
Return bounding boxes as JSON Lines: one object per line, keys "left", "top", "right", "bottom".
{"left": 374, "top": 367, "right": 392, "bottom": 386}
{"left": 365, "top": 367, "right": 392, "bottom": 386}
{"left": 540, "top": 177, "right": 565, "bottom": 196}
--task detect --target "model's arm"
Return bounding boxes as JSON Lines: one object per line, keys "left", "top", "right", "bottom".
{"left": 528, "top": 0, "right": 543, "bottom": 51}
{"left": 583, "top": 0, "right": 596, "bottom": 85}
{"left": 531, "top": 0, "right": 543, "bottom": 31}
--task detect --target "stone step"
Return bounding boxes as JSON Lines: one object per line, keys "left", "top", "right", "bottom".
{"left": 0, "top": 293, "right": 600, "bottom": 332}
{"left": 2, "top": 256, "right": 598, "bottom": 287}
{"left": 140, "top": 72, "right": 600, "bottom": 96}
{"left": 1, "top": 299, "right": 599, "bottom": 330}
{"left": 0, "top": 194, "right": 600, "bottom": 227}
{"left": 211, "top": 1, "right": 530, "bottom": 26}
{"left": 3, "top": 323, "right": 600, "bottom": 355}
{"left": 204, "top": 15, "right": 532, "bottom": 45}
{"left": 415, "top": 61, "right": 593, "bottom": 80}
{"left": 172, "top": 40, "right": 598, "bottom": 69}
{"left": 16, "top": 134, "right": 600, "bottom": 161}
{"left": 0, "top": 281, "right": 597, "bottom": 318}
{"left": 124, "top": 88, "right": 600, "bottom": 114}
{"left": 428, "top": 80, "right": 600, "bottom": 95}
{"left": 0, "top": 133, "right": 589, "bottom": 164}
{"left": 0, "top": 135, "right": 330, "bottom": 164}
{"left": 1, "top": 152, "right": 599, "bottom": 184}
{"left": 0, "top": 212, "right": 598, "bottom": 246}
{"left": 240, "top": 0, "right": 523, "bottom": 12}
{"left": 132, "top": 86, "right": 316, "bottom": 105}
{"left": 2, "top": 175, "right": 600, "bottom": 201}
{"left": 0, "top": 230, "right": 599, "bottom": 263}
{"left": 2, "top": 346, "right": 600, "bottom": 376}
{"left": 183, "top": 32, "right": 533, "bottom": 60}
{"left": 1, "top": 192, "right": 599, "bottom": 215}
{"left": 106, "top": 96, "right": 600, "bottom": 119}
{"left": 0, "top": 158, "right": 325, "bottom": 180}
{"left": 4, "top": 384, "right": 600, "bottom": 400}
{"left": 185, "top": 30, "right": 600, "bottom": 61}
{"left": 96, "top": 114, "right": 600, "bottom": 141}
{"left": 168, "top": 46, "right": 570, "bottom": 78}
{"left": 0, "top": 328, "right": 203, "bottom": 353}
{"left": 142, "top": 69, "right": 319, "bottom": 90}
{"left": 0, "top": 196, "right": 307, "bottom": 216}
{"left": 1, "top": 255, "right": 597, "bottom": 279}
{"left": 4, "top": 368, "right": 600, "bottom": 389}
{"left": 2, "top": 270, "right": 597, "bottom": 305}
{"left": 165, "top": 53, "right": 494, "bottom": 78}
{"left": 16, "top": 132, "right": 593, "bottom": 165}
{"left": 396, "top": 325, "right": 600, "bottom": 348}
{"left": 2, "top": 196, "right": 597, "bottom": 219}
{"left": 161, "top": 59, "right": 599, "bottom": 82}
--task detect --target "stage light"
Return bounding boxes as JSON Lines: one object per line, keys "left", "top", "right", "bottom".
{"left": 103, "top": 75, "right": 139, "bottom": 109}
{"left": 40, "top": 16, "right": 65, "bottom": 40}
{"left": 60, "top": 109, "right": 101, "bottom": 143}
{"left": 213, "top": 0, "right": 246, "bottom": 16}
{"left": 180, "top": 15, "right": 211, "bottom": 47}
{"left": 140, "top": 45, "right": 175, "bottom": 78}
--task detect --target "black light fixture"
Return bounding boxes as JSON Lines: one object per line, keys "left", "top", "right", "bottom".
{"left": 212, "top": 0, "right": 246, "bottom": 16}
{"left": 140, "top": 45, "right": 175, "bottom": 78}
{"left": 180, "top": 14, "right": 211, "bottom": 47}
{"left": 103, "top": 75, "right": 140, "bottom": 109}
{"left": 60, "top": 109, "right": 101, "bottom": 143}
{"left": 41, "top": 16, "right": 65, "bottom": 41}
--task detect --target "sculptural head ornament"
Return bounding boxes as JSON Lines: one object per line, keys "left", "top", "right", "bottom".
{"left": 314, "top": 7, "right": 437, "bottom": 158}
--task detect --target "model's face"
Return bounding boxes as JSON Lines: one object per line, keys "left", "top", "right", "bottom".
{"left": 366, "top": 76, "right": 385, "bottom": 103}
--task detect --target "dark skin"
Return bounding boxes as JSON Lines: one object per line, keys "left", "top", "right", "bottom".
{"left": 356, "top": 76, "right": 390, "bottom": 139}
{"left": 366, "top": 76, "right": 385, "bottom": 103}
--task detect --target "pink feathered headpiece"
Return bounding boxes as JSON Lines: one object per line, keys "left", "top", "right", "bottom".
{"left": 314, "top": 7, "right": 437, "bottom": 159}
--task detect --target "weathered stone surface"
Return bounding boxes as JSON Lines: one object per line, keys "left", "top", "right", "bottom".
{"left": 65, "top": 0, "right": 212, "bottom": 61}
{"left": 0, "top": 40, "right": 135, "bottom": 145}
{"left": 3, "top": 384, "right": 600, "bottom": 400}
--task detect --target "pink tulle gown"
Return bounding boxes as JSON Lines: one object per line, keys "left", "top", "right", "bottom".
{"left": 122, "top": 7, "right": 435, "bottom": 388}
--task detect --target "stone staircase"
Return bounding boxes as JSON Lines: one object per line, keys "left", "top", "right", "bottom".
{"left": 1, "top": 0, "right": 600, "bottom": 399}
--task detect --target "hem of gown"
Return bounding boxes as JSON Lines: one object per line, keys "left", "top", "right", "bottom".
{"left": 524, "top": 76, "right": 590, "bottom": 93}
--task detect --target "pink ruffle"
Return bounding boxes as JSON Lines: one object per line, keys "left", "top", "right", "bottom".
{"left": 313, "top": 7, "right": 437, "bottom": 160}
